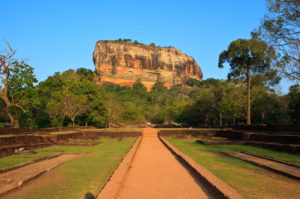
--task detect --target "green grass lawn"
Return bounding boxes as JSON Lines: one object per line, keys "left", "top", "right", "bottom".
{"left": 166, "top": 138, "right": 300, "bottom": 199}
{"left": 2, "top": 137, "right": 136, "bottom": 199}
{"left": 0, "top": 151, "right": 57, "bottom": 169}
{"left": 195, "top": 137, "right": 300, "bottom": 165}
{"left": 80, "top": 128, "right": 143, "bottom": 132}
{"left": 46, "top": 130, "right": 79, "bottom": 135}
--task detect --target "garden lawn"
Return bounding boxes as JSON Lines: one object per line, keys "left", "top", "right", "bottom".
{"left": 0, "top": 151, "right": 56, "bottom": 169}
{"left": 2, "top": 137, "right": 136, "bottom": 199}
{"left": 196, "top": 136, "right": 300, "bottom": 165}
{"left": 166, "top": 138, "right": 300, "bottom": 199}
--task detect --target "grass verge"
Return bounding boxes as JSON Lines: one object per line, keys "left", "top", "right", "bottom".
{"left": 2, "top": 137, "right": 136, "bottom": 199}
{"left": 196, "top": 137, "right": 300, "bottom": 165}
{"left": 166, "top": 138, "right": 300, "bottom": 199}
{"left": 0, "top": 151, "right": 56, "bottom": 169}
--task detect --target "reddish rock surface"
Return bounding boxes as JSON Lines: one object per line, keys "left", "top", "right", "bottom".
{"left": 93, "top": 41, "right": 203, "bottom": 90}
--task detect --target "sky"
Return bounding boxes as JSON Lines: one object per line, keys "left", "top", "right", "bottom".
{"left": 0, "top": 0, "right": 295, "bottom": 94}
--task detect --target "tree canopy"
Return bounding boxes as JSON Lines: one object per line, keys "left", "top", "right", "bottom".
{"left": 255, "top": 0, "right": 300, "bottom": 81}
{"left": 218, "top": 38, "right": 279, "bottom": 125}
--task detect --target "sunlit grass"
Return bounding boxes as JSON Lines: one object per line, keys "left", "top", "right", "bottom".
{"left": 2, "top": 137, "right": 136, "bottom": 199}
{"left": 0, "top": 151, "right": 57, "bottom": 169}
{"left": 166, "top": 138, "right": 300, "bottom": 199}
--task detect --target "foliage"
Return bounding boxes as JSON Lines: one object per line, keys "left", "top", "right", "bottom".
{"left": 0, "top": 42, "right": 38, "bottom": 127}
{"left": 60, "top": 94, "right": 88, "bottom": 127}
{"left": 255, "top": 0, "right": 300, "bottom": 81}
{"left": 219, "top": 38, "right": 279, "bottom": 125}
{"left": 287, "top": 84, "right": 300, "bottom": 124}
{"left": 186, "top": 78, "right": 202, "bottom": 87}
{"left": 150, "top": 42, "right": 156, "bottom": 47}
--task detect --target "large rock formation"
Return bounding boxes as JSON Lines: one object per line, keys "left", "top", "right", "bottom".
{"left": 93, "top": 41, "right": 203, "bottom": 90}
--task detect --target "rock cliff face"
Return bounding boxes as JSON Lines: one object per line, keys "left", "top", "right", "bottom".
{"left": 93, "top": 41, "right": 203, "bottom": 90}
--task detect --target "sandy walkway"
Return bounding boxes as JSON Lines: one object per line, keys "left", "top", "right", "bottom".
{"left": 116, "top": 128, "right": 211, "bottom": 199}
{"left": 0, "top": 154, "right": 80, "bottom": 195}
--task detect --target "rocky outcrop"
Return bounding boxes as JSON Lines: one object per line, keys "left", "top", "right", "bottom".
{"left": 93, "top": 41, "right": 203, "bottom": 90}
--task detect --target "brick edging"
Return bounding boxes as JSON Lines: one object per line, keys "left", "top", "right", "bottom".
{"left": 96, "top": 136, "right": 142, "bottom": 199}
{"left": 239, "top": 151, "right": 300, "bottom": 168}
{"left": 159, "top": 136, "right": 244, "bottom": 199}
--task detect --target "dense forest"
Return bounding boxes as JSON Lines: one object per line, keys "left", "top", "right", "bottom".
{"left": 0, "top": 65, "right": 298, "bottom": 128}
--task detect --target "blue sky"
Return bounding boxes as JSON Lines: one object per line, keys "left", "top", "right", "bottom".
{"left": 0, "top": 0, "right": 294, "bottom": 93}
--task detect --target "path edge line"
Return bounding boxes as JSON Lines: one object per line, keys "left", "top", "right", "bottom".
{"left": 159, "top": 136, "right": 244, "bottom": 199}
{"left": 239, "top": 151, "right": 300, "bottom": 168}
{"left": 221, "top": 151, "right": 300, "bottom": 180}
{"left": 0, "top": 152, "right": 62, "bottom": 174}
{"left": 0, "top": 154, "right": 81, "bottom": 197}
{"left": 96, "top": 136, "right": 142, "bottom": 199}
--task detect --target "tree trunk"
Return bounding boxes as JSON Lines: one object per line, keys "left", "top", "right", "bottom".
{"left": 232, "top": 115, "right": 236, "bottom": 126}
{"left": 108, "top": 114, "right": 111, "bottom": 128}
{"left": 261, "top": 110, "right": 264, "bottom": 125}
{"left": 219, "top": 112, "right": 223, "bottom": 127}
{"left": 247, "top": 65, "right": 251, "bottom": 126}
{"left": 5, "top": 108, "right": 15, "bottom": 128}
{"left": 14, "top": 120, "right": 20, "bottom": 128}
{"left": 205, "top": 113, "right": 209, "bottom": 126}
{"left": 72, "top": 118, "right": 75, "bottom": 127}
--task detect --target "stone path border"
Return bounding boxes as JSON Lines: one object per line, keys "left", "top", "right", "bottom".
{"left": 221, "top": 151, "right": 300, "bottom": 180}
{"left": 96, "top": 136, "right": 142, "bottom": 199}
{"left": 240, "top": 151, "right": 300, "bottom": 168}
{"left": 159, "top": 136, "right": 244, "bottom": 199}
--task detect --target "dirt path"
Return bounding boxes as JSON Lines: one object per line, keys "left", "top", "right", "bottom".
{"left": 223, "top": 151, "right": 300, "bottom": 180}
{"left": 116, "top": 128, "right": 211, "bottom": 199}
{"left": 0, "top": 154, "right": 81, "bottom": 195}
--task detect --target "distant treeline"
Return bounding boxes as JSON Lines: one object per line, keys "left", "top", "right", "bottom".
{"left": 0, "top": 66, "right": 298, "bottom": 128}
{"left": 101, "top": 38, "right": 174, "bottom": 48}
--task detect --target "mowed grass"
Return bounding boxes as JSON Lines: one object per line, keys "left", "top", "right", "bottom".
{"left": 0, "top": 151, "right": 56, "bottom": 169}
{"left": 166, "top": 138, "right": 300, "bottom": 199}
{"left": 80, "top": 128, "right": 143, "bottom": 132}
{"left": 196, "top": 136, "right": 300, "bottom": 165}
{"left": 2, "top": 137, "right": 136, "bottom": 199}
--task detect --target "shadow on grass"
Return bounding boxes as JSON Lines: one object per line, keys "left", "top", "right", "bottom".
{"left": 85, "top": 192, "right": 95, "bottom": 199}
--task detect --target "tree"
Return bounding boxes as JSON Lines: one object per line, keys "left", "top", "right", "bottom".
{"left": 60, "top": 94, "right": 88, "bottom": 127}
{"left": 103, "top": 94, "right": 123, "bottom": 127}
{"left": 287, "top": 84, "right": 300, "bottom": 124}
{"left": 45, "top": 99, "right": 61, "bottom": 127}
{"left": 150, "top": 42, "right": 156, "bottom": 47}
{"left": 151, "top": 81, "right": 167, "bottom": 92}
{"left": 255, "top": 0, "right": 300, "bottom": 80}
{"left": 219, "top": 39, "right": 278, "bottom": 125}
{"left": 0, "top": 42, "right": 37, "bottom": 127}
{"left": 132, "top": 79, "right": 147, "bottom": 94}
{"left": 186, "top": 78, "right": 202, "bottom": 87}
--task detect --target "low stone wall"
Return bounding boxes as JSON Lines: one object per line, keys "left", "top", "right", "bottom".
{"left": 159, "top": 129, "right": 217, "bottom": 138}
{"left": 245, "top": 142, "right": 300, "bottom": 154}
{"left": 0, "top": 127, "right": 92, "bottom": 135}
{"left": 246, "top": 134, "right": 300, "bottom": 144}
{"left": 0, "top": 131, "right": 141, "bottom": 157}
{"left": 0, "top": 136, "right": 53, "bottom": 146}
{"left": 159, "top": 129, "right": 300, "bottom": 154}
{"left": 233, "top": 125, "right": 300, "bottom": 133}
